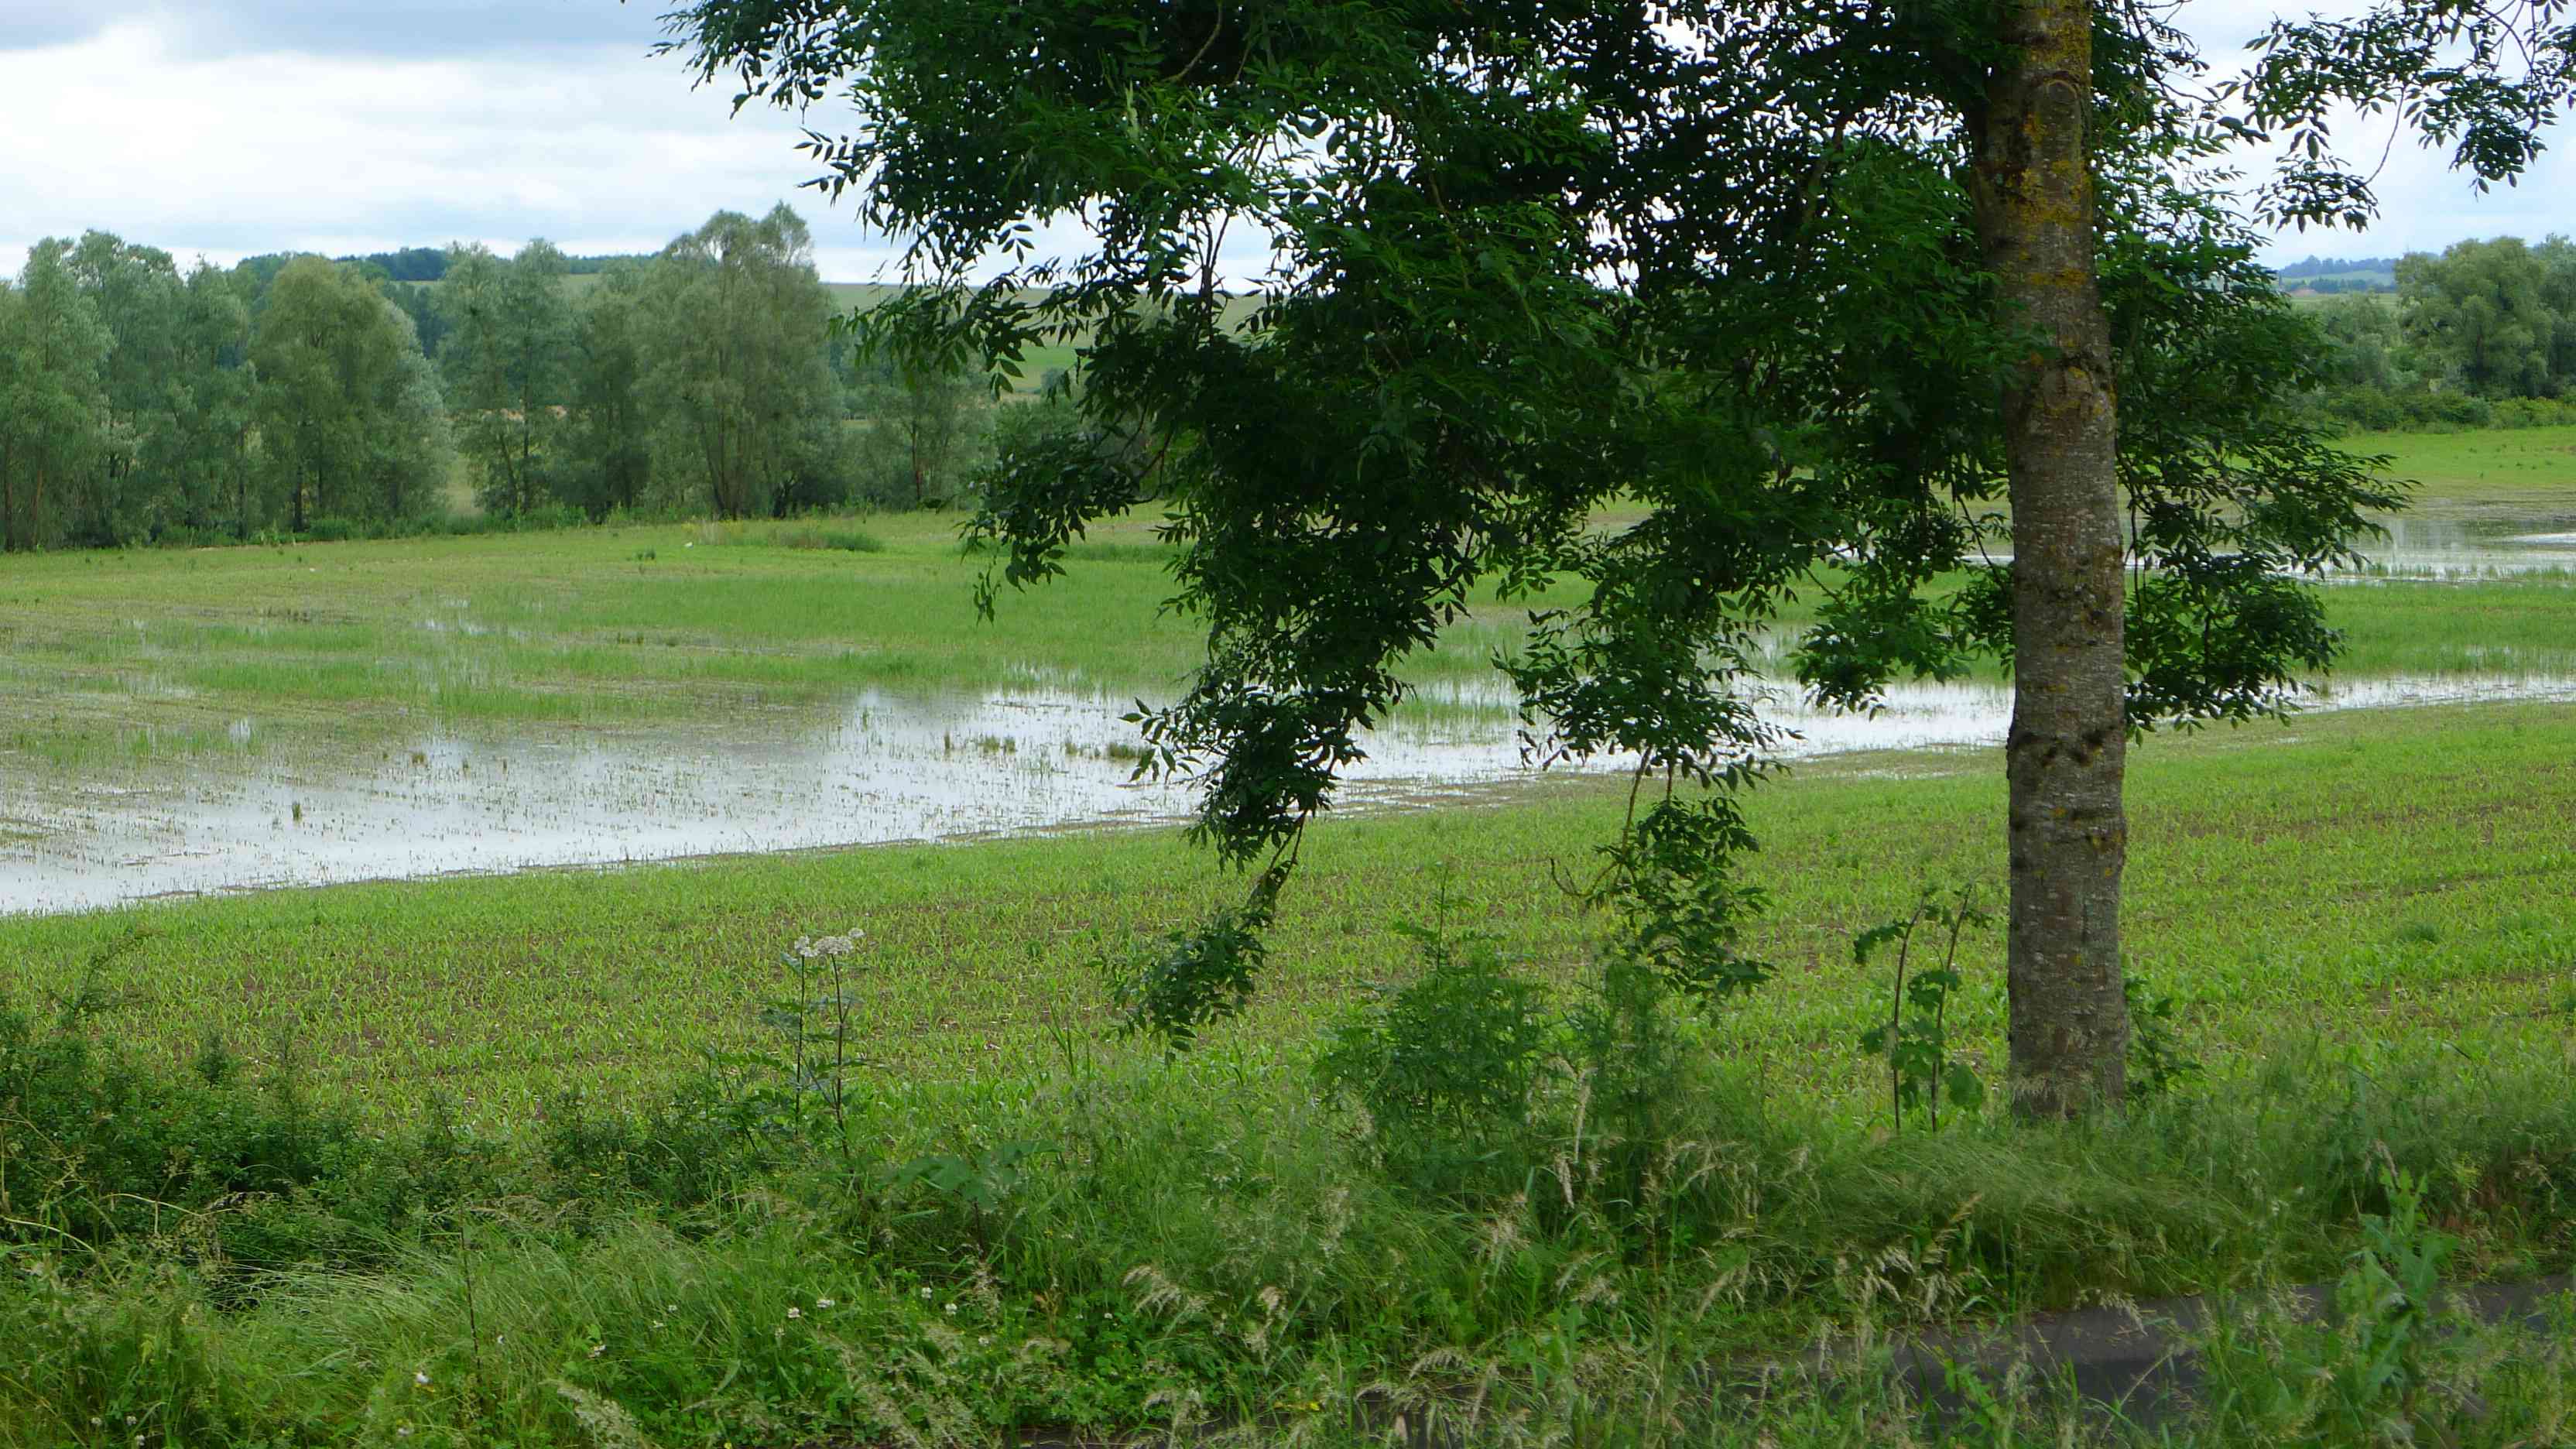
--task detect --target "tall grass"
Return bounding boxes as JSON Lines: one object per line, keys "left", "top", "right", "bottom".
{"left": 5, "top": 956, "right": 2572, "bottom": 1447}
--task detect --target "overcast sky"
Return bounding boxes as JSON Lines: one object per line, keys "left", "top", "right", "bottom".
{"left": 2, "top": 1, "right": 2568, "bottom": 283}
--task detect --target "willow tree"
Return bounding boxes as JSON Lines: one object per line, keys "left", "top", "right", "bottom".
{"left": 644, "top": 206, "right": 847, "bottom": 519}
{"left": 664, "top": 0, "right": 2562, "bottom": 1114}
{"left": 0, "top": 240, "right": 109, "bottom": 552}
{"left": 441, "top": 239, "right": 577, "bottom": 516}
{"left": 251, "top": 258, "right": 451, "bottom": 532}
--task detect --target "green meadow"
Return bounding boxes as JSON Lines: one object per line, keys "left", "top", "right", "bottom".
{"left": 2, "top": 440, "right": 2571, "bottom": 777}
{"left": 5, "top": 424, "right": 2576, "bottom": 1447}
{"left": 2366, "top": 423, "right": 2576, "bottom": 502}
{"left": 5, "top": 698, "right": 2571, "bottom": 1129}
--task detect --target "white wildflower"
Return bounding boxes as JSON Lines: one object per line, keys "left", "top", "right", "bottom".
{"left": 793, "top": 928, "right": 866, "bottom": 961}
{"left": 786, "top": 1306, "right": 803, "bottom": 1320}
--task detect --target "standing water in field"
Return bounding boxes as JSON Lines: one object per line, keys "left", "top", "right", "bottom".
{"left": 2346, "top": 506, "right": 2576, "bottom": 577}
{"left": 5, "top": 509, "right": 2574, "bottom": 916}
{"left": 0, "top": 678, "right": 2011, "bottom": 915}
{"left": 6, "top": 668, "right": 2574, "bottom": 916}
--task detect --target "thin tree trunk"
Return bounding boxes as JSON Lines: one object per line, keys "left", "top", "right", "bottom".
{"left": 1971, "top": 0, "right": 2129, "bottom": 1118}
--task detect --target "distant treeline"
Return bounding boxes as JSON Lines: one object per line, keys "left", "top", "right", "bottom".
{"left": 235, "top": 246, "right": 655, "bottom": 289}
{"left": 0, "top": 209, "right": 1006, "bottom": 552}
{"left": 2306, "top": 235, "right": 2576, "bottom": 430}
{"left": 2276, "top": 254, "right": 2400, "bottom": 289}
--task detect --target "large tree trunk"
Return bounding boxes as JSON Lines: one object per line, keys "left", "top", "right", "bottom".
{"left": 1970, "top": 0, "right": 2129, "bottom": 1118}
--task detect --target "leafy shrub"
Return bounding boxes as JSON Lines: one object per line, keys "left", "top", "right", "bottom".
{"left": 0, "top": 962, "right": 374, "bottom": 1252}
{"left": 1102, "top": 897, "right": 1276, "bottom": 1053}
{"left": 2123, "top": 972, "right": 2201, "bottom": 1101}
{"left": 1314, "top": 915, "right": 1559, "bottom": 1160}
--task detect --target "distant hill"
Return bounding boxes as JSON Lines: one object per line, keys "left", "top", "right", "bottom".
{"left": 2274, "top": 255, "right": 2397, "bottom": 294}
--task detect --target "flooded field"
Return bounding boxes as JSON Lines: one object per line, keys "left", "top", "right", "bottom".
{"left": 4, "top": 497, "right": 2571, "bottom": 916}
{"left": 10, "top": 665, "right": 2574, "bottom": 916}
{"left": 0, "top": 677, "right": 2008, "bottom": 914}
{"left": 2354, "top": 502, "right": 2576, "bottom": 577}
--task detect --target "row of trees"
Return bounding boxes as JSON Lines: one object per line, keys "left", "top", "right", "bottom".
{"left": 0, "top": 208, "right": 997, "bottom": 550}
{"left": 443, "top": 207, "right": 858, "bottom": 521}
{"left": 2310, "top": 235, "right": 2576, "bottom": 426}
{"left": 0, "top": 235, "right": 444, "bottom": 550}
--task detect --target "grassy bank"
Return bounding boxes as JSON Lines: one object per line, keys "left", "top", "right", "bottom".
{"left": 2366, "top": 423, "right": 2576, "bottom": 503}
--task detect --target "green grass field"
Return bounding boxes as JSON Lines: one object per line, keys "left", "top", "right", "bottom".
{"left": 2364, "top": 423, "right": 2576, "bottom": 502}
{"left": 0, "top": 512, "right": 1576, "bottom": 777}
{"left": 6, "top": 696, "right": 2574, "bottom": 1446}
{"left": 6, "top": 423, "right": 2576, "bottom": 1447}
{"left": 8, "top": 698, "right": 2569, "bottom": 1129}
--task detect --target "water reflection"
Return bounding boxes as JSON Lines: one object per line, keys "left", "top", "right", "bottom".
{"left": 2348, "top": 507, "right": 2576, "bottom": 577}
{"left": 8, "top": 668, "right": 2572, "bottom": 916}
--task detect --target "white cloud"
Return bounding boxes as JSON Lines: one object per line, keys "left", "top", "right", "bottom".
{"left": 2, "top": 3, "right": 2571, "bottom": 284}
{"left": 0, "top": 18, "right": 907, "bottom": 278}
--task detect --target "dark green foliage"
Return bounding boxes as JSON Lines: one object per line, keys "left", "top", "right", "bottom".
{"left": 2, "top": 210, "right": 946, "bottom": 552}
{"left": 8, "top": 912, "right": 2576, "bottom": 1444}
{"left": 1591, "top": 796, "right": 1776, "bottom": 1008}
{"left": 1314, "top": 913, "right": 1558, "bottom": 1161}
{"left": 2237, "top": 9, "right": 2576, "bottom": 232}
{"left": 666, "top": 0, "right": 2416, "bottom": 1057}
{"left": 647, "top": 206, "right": 855, "bottom": 520}
{"left": 849, "top": 347, "right": 994, "bottom": 509}
{"left": 2194, "top": 1165, "right": 2477, "bottom": 1445}
{"left": 0, "top": 953, "right": 372, "bottom": 1252}
{"left": 440, "top": 238, "right": 575, "bottom": 517}
{"left": 1102, "top": 882, "right": 1279, "bottom": 1053}
{"left": 348, "top": 246, "right": 449, "bottom": 283}
{"left": 2122, "top": 975, "right": 2201, "bottom": 1102}
{"left": 250, "top": 255, "right": 453, "bottom": 533}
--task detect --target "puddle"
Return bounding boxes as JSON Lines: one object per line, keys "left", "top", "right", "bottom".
{"left": 2344, "top": 505, "right": 2576, "bottom": 577}
{"left": 6, "top": 670, "right": 2572, "bottom": 918}
{"left": 0, "top": 682, "right": 1992, "bottom": 916}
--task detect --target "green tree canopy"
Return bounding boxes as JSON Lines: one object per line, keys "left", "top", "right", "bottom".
{"left": 644, "top": 205, "right": 849, "bottom": 519}
{"left": 662, "top": 0, "right": 2423, "bottom": 1112}
{"left": 441, "top": 239, "right": 577, "bottom": 516}
{"left": 0, "top": 240, "right": 111, "bottom": 552}
{"left": 2396, "top": 236, "right": 2574, "bottom": 399}
{"left": 251, "top": 257, "right": 452, "bottom": 532}
{"left": 564, "top": 260, "right": 660, "bottom": 519}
